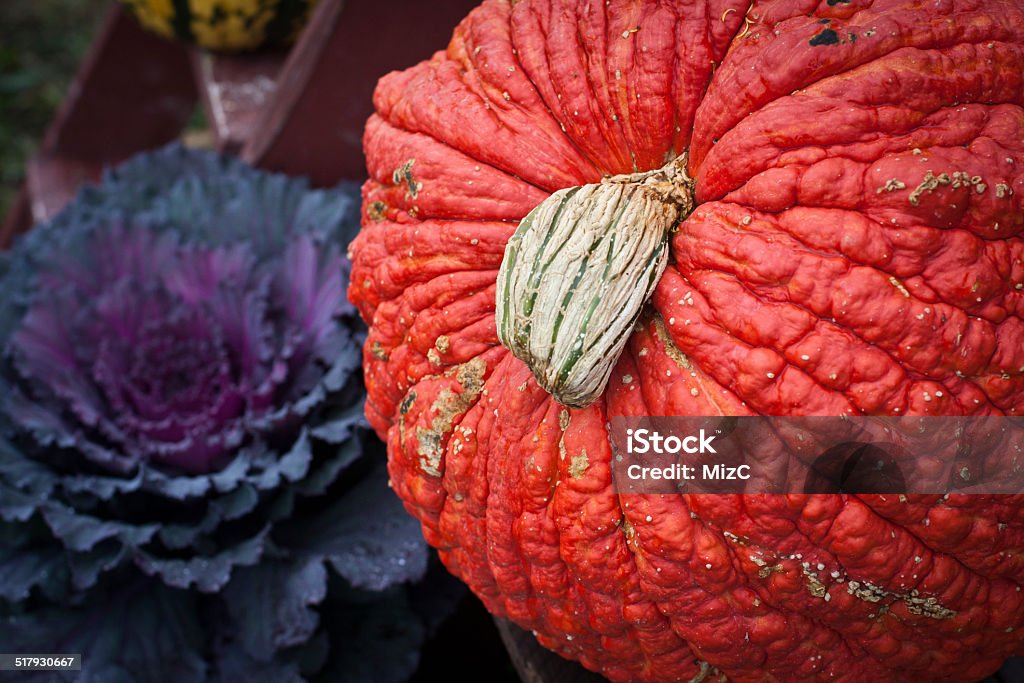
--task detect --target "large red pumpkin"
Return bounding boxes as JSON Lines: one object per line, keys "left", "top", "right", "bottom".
{"left": 348, "top": 0, "right": 1024, "bottom": 679}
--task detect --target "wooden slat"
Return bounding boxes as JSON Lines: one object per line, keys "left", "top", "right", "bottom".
{"left": 42, "top": 5, "right": 197, "bottom": 161}
{"left": 242, "top": 0, "right": 480, "bottom": 184}
{"left": 3, "top": 0, "right": 479, "bottom": 234}
{"left": 191, "top": 49, "right": 287, "bottom": 154}
{"left": 0, "top": 185, "right": 32, "bottom": 250}
{"left": 0, "top": 4, "right": 198, "bottom": 234}
{"left": 25, "top": 154, "right": 103, "bottom": 224}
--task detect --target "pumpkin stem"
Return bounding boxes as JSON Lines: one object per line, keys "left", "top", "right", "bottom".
{"left": 603, "top": 153, "right": 695, "bottom": 213}
{"left": 495, "top": 153, "right": 695, "bottom": 407}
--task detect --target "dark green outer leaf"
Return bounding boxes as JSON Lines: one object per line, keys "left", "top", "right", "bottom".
{"left": 284, "top": 461, "right": 428, "bottom": 591}
{"left": 0, "top": 579, "right": 206, "bottom": 683}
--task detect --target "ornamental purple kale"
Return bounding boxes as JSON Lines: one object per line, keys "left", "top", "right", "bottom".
{"left": 0, "top": 146, "right": 448, "bottom": 682}
{"left": 8, "top": 213, "right": 346, "bottom": 475}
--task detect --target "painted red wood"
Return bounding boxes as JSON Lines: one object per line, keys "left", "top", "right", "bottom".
{"left": 242, "top": 0, "right": 482, "bottom": 184}
{"left": 191, "top": 48, "right": 286, "bottom": 154}
{"left": 0, "top": 5, "right": 196, "bottom": 246}
{"left": 1, "top": 0, "right": 482, "bottom": 244}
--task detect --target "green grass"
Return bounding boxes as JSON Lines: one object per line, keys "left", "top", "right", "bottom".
{"left": 0, "top": 0, "right": 108, "bottom": 220}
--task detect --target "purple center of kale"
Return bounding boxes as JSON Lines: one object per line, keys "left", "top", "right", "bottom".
{"left": 5, "top": 224, "right": 346, "bottom": 475}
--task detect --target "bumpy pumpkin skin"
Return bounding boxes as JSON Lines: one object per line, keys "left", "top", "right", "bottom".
{"left": 348, "top": 0, "right": 1024, "bottom": 680}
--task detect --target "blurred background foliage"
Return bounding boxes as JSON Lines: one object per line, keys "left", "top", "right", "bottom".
{"left": 0, "top": 0, "right": 108, "bottom": 220}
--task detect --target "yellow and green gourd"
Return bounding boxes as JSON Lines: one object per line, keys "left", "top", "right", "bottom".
{"left": 119, "top": 0, "right": 318, "bottom": 52}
